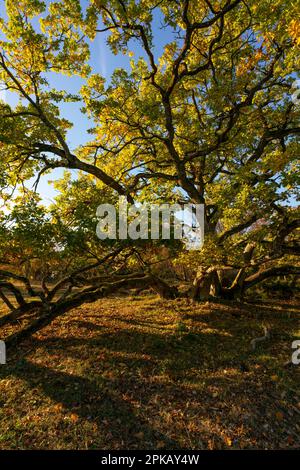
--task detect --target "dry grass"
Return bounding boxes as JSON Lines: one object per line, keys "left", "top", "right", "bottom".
{"left": 0, "top": 294, "right": 299, "bottom": 449}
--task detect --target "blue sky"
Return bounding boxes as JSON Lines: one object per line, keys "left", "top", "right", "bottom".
{"left": 0, "top": 0, "right": 174, "bottom": 205}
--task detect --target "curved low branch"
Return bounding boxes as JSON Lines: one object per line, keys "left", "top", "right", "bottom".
{"left": 0, "top": 281, "right": 26, "bottom": 307}
{"left": 47, "top": 248, "right": 124, "bottom": 301}
{"left": 0, "top": 290, "right": 15, "bottom": 311}
{"left": 4, "top": 273, "right": 178, "bottom": 348}
{"left": 0, "top": 301, "right": 43, "bottom": 327}
{"left": 0, "top": 270, "right": 37, "bottom": 297}
{"left": 244, "top": 265, "right": 300, "bottom": 290}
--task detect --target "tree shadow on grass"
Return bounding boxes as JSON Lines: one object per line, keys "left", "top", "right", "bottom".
{"left": 1, "top": 317, "right": 299, "bottom": 450}
{"left": 28, "top": 327, "right": 229, "bottom": 366}
{"left": 107, "top": 316, "right": 176, "bottom": 331}
{"left": 0, "top": 357, "right": 180, "bottom": 450}
{"left": 65, "top": 320, "right": 106, "bottom": 331}
{"left": 1, "top": 296, "right": 299, "bottom": 449}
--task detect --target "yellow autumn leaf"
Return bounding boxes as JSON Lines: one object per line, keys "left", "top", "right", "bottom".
{"left": 288, "top": 20, "right": 300, "bottom": 45}
{"left": 70, "top": 413, "right": 79, "bottom": 423}
{"left": 53, "top": 403, "right": 64, "bottom": 412}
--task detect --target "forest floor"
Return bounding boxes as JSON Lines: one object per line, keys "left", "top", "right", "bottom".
{"left": 0, "top": 294, "right": 299, "bottom": 450}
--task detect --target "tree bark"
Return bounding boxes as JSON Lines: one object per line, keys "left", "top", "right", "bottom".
{"left": 2, "top": 273, "right": 178, "bottom": 348}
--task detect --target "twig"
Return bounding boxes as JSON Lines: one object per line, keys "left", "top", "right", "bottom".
{"left": 250, "top": 326, "right": 270, "bottom": 351}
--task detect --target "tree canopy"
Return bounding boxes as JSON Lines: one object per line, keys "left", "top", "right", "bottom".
{"left": 0, "top": 0, "right": 299, "bottom": 345}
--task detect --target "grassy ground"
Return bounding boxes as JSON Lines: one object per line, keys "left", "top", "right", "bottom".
{"left": 0, "top": 294, "right": 299, "bottom": 449}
